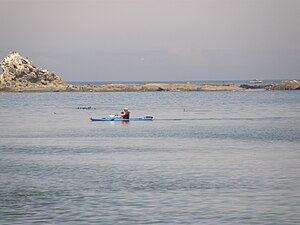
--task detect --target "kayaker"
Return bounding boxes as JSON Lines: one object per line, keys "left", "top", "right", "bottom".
{"left": 118, "top": 107, "right": 130, "bottom": 119}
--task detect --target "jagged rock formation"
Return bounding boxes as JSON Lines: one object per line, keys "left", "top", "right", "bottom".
{"left": 77, "top": 83, "right": 244, "bottom": 92}
{"left": 239, "top": 84, "right": 266, "bottom": 89}
{"left": 266, "top": 80, "right": 300, "bottom": 90}
{"left": 0, "top": 53, "right": 244, "bottom": 92}
{"left": 2, "top": 52, "right": 297, "bottom": 92}
{"left": 0, "top": 52, "right": 74, "bottom": 91}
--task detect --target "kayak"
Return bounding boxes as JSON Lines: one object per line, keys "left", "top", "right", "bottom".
{"left": 90, "top": 116, "right": 154, "bottom": 122}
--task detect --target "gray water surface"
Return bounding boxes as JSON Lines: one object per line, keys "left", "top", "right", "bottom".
{"left": 0, "top": 91, "right": 299, "bottom": 224}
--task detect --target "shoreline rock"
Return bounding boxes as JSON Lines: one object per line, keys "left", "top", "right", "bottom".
{"left": 239, "top": 81, "right": 300, "bottom": 90}
{"left": 266, "top": 80, "right": 300, "bottom": 90}
{"left": 79, "top": 83, "right": 244, "bottom": 92}
{"left": 0, "top": 52, "right": 244, "bottom": 92}
{"left": 1, "top": 52, "right": 298, "bottom": 92}
{"left": 0, "top": 52, "right": 70, "bottom": 92}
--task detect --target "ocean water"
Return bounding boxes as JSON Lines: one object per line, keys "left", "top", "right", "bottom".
{"left": 0, "top": 90, "right": 299, "bottom": 224}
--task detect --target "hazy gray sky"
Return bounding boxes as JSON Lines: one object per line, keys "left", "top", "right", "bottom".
{"left": 0, "top": 0, "right": 299, "bottom": 81}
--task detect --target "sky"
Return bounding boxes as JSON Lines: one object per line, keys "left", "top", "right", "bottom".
{"left": 0, "top": 0, "right": 299, "bottom": 82}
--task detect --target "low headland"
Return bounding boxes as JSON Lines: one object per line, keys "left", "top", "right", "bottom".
{"left": 0, "top": 52, "right": 299, "bottom": 92}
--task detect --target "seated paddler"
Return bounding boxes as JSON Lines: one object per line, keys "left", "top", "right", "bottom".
{"left": 118, "top": 107, "right": 130, "bottom": 119}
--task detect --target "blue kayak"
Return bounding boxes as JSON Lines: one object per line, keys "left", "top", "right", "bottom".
{"left": 90, "top": 116, "right": 154, "bottom": 122}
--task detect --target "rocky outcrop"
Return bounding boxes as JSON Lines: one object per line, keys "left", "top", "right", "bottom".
{"left": 0, "top": 53, "right": 244, "bottom": 92}
{"left": 2, "top": 52, "right": 297, "bottom": 92}
{"left": 0, "top": 52, "right": 77, "bottom": 92}
{"left": 74, "top": 83, "right": 244, "bottom": 92}
{"left": 266, "top": 80, "right": 300, "bottom": 90}
{"left": 140, "top": 83, "right": 243, "bottom": 91}
{"left": 239, "top": 84, "right": 266, "bottom": 89}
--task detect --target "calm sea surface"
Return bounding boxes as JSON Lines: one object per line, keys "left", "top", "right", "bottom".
{"left": 0, "top": 90, "right": 299, "bottom": 224}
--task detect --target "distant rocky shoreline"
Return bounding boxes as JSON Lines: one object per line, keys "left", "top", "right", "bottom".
{"left": 0, "top": 52, "right": 299, "bottom": 92}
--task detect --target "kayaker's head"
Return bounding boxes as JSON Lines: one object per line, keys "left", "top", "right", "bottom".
{"left": 124, "top": 107, "right": 129, "bottom": 112}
